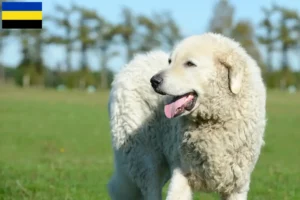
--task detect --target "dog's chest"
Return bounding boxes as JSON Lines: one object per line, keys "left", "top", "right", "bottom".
{"left": 178, "top": 126, "right": 241, "bottom": 192}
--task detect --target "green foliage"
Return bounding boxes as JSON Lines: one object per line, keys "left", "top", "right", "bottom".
{"left": 2, "top": 0, "right": 300, "bottom": 90}
{"left": 78, "top": 68, "right": 97, "bottom": 88}
{"left": 13, "top": 67, "right": 24, "bottom": 86}
{"left": 64, "top": 72, "right": 78, "bottom": 88}
{"left": 45, "top": 4, "right": 76, "bottom": 72}
{"left": 157, "top": 12, "right": 182, "bottom": 50}
{"left": 58, "top": 69, "right": 96, "bottom": 89}
{"left": 3, "top": 67, "right": 17, "bottom": 80}
{"left": 208, "top": 0, "right": 300, "bottom": 89}
{"left": 44, "top": 69, "right": 64, "bottom": 88}
{"left": 257, "top": 4, "right": 277, "bottom": 88}
{"left": 115, "top": 7, "right": 182, "bottom": 61}
{"left": 209, "top": 0, "right": 264, "bottom": 72}
{"left": 14, "top": 65, "right": 44, "bottom": 87}
{"left": 232, "top": 20, "right": 265, "bottom": 70}
{"left": 95, "top": 69, "right": 114, "bottom": 89}
{"left": 257, "top": 4, "right": 300, "bottom": 88}
{"left": 266, "top": 70, "right": 297, "bottom": 88}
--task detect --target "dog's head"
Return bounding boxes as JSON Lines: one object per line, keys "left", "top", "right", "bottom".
{"left": 150, "top": 33, "right": 247, "bottom": 119}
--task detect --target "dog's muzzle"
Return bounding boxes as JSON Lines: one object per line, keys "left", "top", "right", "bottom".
{"left": 150, "top": 74, "right": 166, "bottom": 95}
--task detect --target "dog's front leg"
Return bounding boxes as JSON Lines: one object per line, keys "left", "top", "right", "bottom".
{"left": 166, "top": 168, "right": 193, "bottom": 200}
{"left": 220, "top": 181, "right": 250, "bottom": 200}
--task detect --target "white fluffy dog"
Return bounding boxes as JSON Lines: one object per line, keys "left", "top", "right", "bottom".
{"left": 107, "top": 33, "right": 266, "bottom": 200}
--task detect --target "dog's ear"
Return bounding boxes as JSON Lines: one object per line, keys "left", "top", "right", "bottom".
{"left": 219, "top": 50, "right": 245, "bottom": 94}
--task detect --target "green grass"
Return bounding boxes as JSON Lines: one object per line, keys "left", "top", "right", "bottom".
{"left": 0, "top": 86, "right": 299, "bottom": 200}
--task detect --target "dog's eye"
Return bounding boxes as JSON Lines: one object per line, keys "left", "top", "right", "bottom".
{"left": 185, "top": 61, "right": 196, "bottom": 67}
{"left": 168, "top": 58, "right": 171, "bottom": 64}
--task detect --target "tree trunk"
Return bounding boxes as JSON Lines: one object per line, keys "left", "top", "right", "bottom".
{"left": 265, "top": 46, "right": 272, "bottom": 86}
{"left": 279, "top": 41, "right": 289, "bottom": 90}
{"left": 0, "top": 39, "right": 5, "bottom": 83}
{"left": 79, "top": 78, "right": 85, "bottom": 90}
{"left": 100, "top": 49, "right": 108, "bottom": 90}
{"left": 298, "top": 47, "right": 300, "bottom": 89}
{"left": 125, "top": 36, "right": 134, "bottom": 62}
{"left": 282, "top": 45, "right": 288, "bottom": 69}
{"left": 0, "top": 63, "right": 5, "bottom": 83}
{"left": 79, "top": 44, "right": 88, "bottom": 90}
{"left": 22, "top": 74, "right": 30, "bottom": 87}
{"left": 81, "top": 43, "right": 88, "bottom": 70}
{"left": 66, "top": 27, "right": 72, "bottom": 72}
{"left": 266, "top": 27, "right": 273, "bottom": 74}
{"left": 66, "top": 44, "right": 72, "bottom": 72}
{"left": 126, "top": 45, "right": 133, "bottom": 63}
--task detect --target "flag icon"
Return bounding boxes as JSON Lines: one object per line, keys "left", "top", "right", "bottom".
{"left": 1, "top": 2, "right": 42, "bottom": 29}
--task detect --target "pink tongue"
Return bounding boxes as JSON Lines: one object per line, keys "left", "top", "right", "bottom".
{"left": 164, "top": 96, "right": 188, "bottom": 118}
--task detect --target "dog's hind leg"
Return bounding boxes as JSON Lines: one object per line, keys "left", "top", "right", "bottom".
{"left": 141, "top": 186, "right": 162, "bottom": 200}
{"left": 133, "top": 163, "right": 167, "bottom": 200}
{"left": 220, "top": 181, "right": 250, "bottom": 200}
{"left": 220, "top": 192, "right": 247, "bottom": 200}
{"left": 107, "top": 172, "right": 142, "bottom": 200}
{"left": 139, "top": 176, "right": 163, "bottom": 200}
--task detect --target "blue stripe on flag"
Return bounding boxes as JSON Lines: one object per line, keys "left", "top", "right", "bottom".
{"left": 2, "top": 2, "right": 42, "bottom": 11}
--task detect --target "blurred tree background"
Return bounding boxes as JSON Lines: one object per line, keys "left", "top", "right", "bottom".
{"left": 0, "top": 0, "right": 299, "bottom": 90}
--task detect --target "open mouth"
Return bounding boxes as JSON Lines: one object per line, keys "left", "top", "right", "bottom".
{"left": 164, "top": 91, "right": 198, "bottom": 119}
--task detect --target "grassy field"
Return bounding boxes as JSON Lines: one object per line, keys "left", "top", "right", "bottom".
{"left": 0, "top": 86, "right": 299, "bottom": 200}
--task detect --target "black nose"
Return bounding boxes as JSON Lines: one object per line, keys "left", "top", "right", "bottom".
{"left": 150, "top": 74, "right": 163, "bottom": 89}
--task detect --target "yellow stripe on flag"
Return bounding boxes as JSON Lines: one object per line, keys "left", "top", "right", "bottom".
{"left": 2, "top": 11, "right": 42, "bottom": 20}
